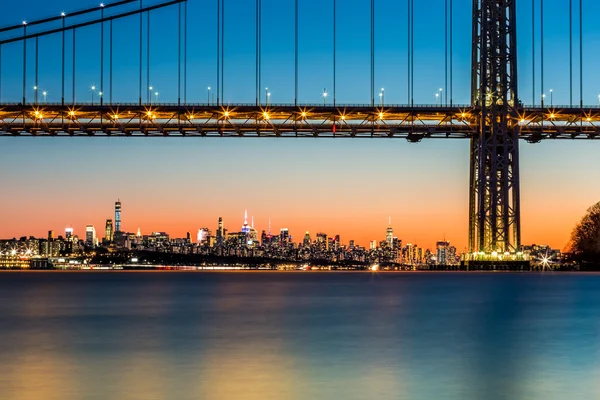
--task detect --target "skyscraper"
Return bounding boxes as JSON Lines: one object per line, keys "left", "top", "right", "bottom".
{"left": 386, "top": 217, "right": 394, "bottom": 247}
{"left": 216, "top": 217, "right": 224, "bottom": 245}
{"left": 242, "top": 210, "right": 250, "bottom": 234}
{"left": 115, "top": 200, "right": 122, "bottom": 232}
{"left": 303, "top": 231, "right": 312, "bottom": 246}
{"left": 105, "top": 219, "right": 114, "bottom": 243}
{"left": 436, "top": 241, "right": 450, "bottom": 265}
{"left": 85, "top": 225, "right": 96, "bottom": 247}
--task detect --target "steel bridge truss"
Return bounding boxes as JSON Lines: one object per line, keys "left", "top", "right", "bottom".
{"left": 1, "top": 104, "right": 600, "bottom": 141}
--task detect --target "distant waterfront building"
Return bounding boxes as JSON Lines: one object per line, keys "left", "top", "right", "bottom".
{"left": 65, "top": 227, "right": 74, "bottom": 240}
{"left": 280, "top": 228, "right": 290, "bottom": 244}
{"left": 436, "top": 241, "right": 450, "bottom": 265}
{"left": 197, "top": 228, "right": 210, "bottom": 244}
{"left": 85, "top": 225, "right": 96, "bottom": 247}
{"left": 115, "top": 200, "right": 122, "bottom": 232}
{"left": 105, "top": 219, "right": 114, "bottom": 243}
{"left": 316, "top": 233, "right": 328, "bottom": 252}
{"left": 386, "top": 218, "right": 394, "bottom": 247}
{"left": 303, "top": 231, "right": 311, "bottom": 246}
{"left": 370, "top": 240, "right": 377, "bottom": 250}
{"left": 217, "top": 217, "right": 224, "bottom": 245}
{"left": 241, "top": 210, "right": 250, "bottom": 234}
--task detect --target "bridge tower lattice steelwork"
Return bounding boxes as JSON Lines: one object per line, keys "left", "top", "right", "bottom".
{"left": 469, "top": 0, "right": 521, "bottom": 254}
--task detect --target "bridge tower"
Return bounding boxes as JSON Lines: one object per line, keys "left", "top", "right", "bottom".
{"left": 469, "top": 0, "right": 521, "bottom": 254}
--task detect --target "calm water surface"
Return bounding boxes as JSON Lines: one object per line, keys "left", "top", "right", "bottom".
{"left": 0, "top": 272, "right": 599, "bottom": 400}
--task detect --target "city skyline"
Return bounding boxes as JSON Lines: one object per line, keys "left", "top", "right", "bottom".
{"left": 1, "top": 0, "right": 600, "bottom": 252}
{"left": 0, "top": 136, "right": 592, "bottom": 252}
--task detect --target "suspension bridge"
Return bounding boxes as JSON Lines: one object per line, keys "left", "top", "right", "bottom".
{"left": 0, "top": 0, "right": 598, "bottom": 261}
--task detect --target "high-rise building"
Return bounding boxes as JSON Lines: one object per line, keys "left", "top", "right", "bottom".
{"left": 303, "top": 231, "right": 312, "bottom": 246}
{"left": 316, "top": 233, "right": 328, "bottom": 252}
{"left": 115, "top": 200, "right": 122, "bottom": 232}
{"left": 386, "top": 217, "right": 394, "bottom": 247}
{"left": 85, "top": 225, "right": 96, "bottom": 247}
{"left": 280, "top": 228, "right": 289, "bottom": 244}
{"left": 436, "top": 241, "right": 451, "bottom": 265}
{"left": 241, "top": 210, "right": 250, "bottom": 234}
{"left": 216, "top": 217, "right": 224, "bottom": 245}
{"left": 105, "top": 219, "right": 114, "bottom": 243}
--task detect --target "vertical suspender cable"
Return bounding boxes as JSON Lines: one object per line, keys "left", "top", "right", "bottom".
{"left": 411, "top": 0, "right": 414, "bottom": 107}
{"left": 333, "top": 0, "right": 336, "bottom": 106}
{"left": 147, "top": 11, "right": 150, "bottom": 103}
{"left": 139, "top": 1, "right": 142, "bottom": 105}
{"left": 101, "top": 7, "right": 104, "bottom": 106}
{"left": 444, "top": 0, "right": 447, "bottom": 106}
{"left": 23, "top": 25, "right": 26, "bottom": 105}
{"left": 217, "top": 0, "right": 220, "bottom": 105}
{"left": 110, "top": 20, "right": 113, "bottom": 105}
{"left": 370, "top": 0, "right": 374, "bottom": 107}
{"left": 407, "top": 0, "right": 410, "bottom": 104}
{"left": 569, "top": 0, "right": 573, "bottom": 107}
{"left": 221, "top": 0, "right": 225, "bottom": 103}
{"left": 540, "top": 0, "right": 544, "bottom": 107}
{"left": 178, "top": 1, "right": 181, "bottom": 106}
{"left": 73, "top": 29, "right": 76, "bottom": 105}
{"left": 579, "top": 0, "right": 583, "bottom": 108}
{"left": 62, "top": 17, "right": 65, "bottom": 105}
{"left": 184, "top": 0, "right": 187, "bottom": 105}
{"left": 532, "top": 0, "right": 535, "bottom": 106}
{"left": 295, "top": 0, "right": 298, "bottom": 106}
{"left": 449, "top": 0, "right": 453, "bottom": 106}
{"left": 255, "top": 0, "right": 259, "bottom": 105}
{"left": 35, "top": 37, "right": 38, "bottom": 104}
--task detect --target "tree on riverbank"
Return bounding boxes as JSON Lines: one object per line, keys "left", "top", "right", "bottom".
{"left": 567, "top": 201, "right": 600, "bottom": 266}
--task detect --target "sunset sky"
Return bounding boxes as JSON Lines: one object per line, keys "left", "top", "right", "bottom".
{"left": 1, "top": 0, "right": 600, "bottom": 251}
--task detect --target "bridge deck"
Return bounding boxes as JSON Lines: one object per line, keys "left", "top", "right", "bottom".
{"left": 1, "top": 104, "right": 599, "bottom": 141}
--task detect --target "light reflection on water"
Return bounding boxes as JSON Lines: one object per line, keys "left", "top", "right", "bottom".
{"left": 0, "top": 272, "right": 599, "bottom": 400}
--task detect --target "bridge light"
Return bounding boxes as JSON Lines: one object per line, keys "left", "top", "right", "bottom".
{"left": 340, "top": 115, "right": 346, "bottom": 120}
{"left": 378, "top": 112, "right": 384, "bottom": 120}
{"left": 223, "top": 111, "right": 230, "bottom": 118}
{"left": 301, "top": 111, "right": 307, "bottom": 118}
{"left": 263, "top": 112, "right": 270, "bottom": 120}
{"left": 100, "top": 3, "right": 105, "bottom": 7}
{"left": 188, "top": 114, "right": 195, "bottom": 120}
{"left": 22, "top": 21, "right": 27, "bottom": 25}
{"left": 68, "top": 110, "right": 76, "bottom": 117}
{"left": 549, "top": 113, "right": 555, "bottom": 119}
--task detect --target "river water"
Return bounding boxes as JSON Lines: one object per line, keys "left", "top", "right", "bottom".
{"left": 0, "top": 271, "right": 599, "bottom": 400}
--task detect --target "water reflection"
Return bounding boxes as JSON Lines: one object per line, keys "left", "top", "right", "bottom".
{"left": 0, "top": 272, "right": 599, "bottom": 400}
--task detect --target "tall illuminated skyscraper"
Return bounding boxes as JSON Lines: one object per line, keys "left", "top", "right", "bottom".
{"left": 242, "top": 210, "right": 250, "bottom": 234}
{"left": 85, "top": 225, "right": 96, "bottom": 247}
{"left": 115, "top": 200, "right": 122, "bottom": 232}
{"left": 216, "top": 217, "right": 224, "bottom": 245}
{"left": 105, "top": 219, "right": 114, "bottom": 243}
{"left": 386, "top": 217, "right": 394, "bottom": 247}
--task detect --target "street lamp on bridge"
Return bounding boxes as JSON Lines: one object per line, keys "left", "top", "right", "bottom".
{"left": 322, "top": 89, "right": 328, "bottom": 106}
{"left": 91, "top": 85, "right": 96, "bottom": 105}
{"left": 42, "top": 91, "right": 47, "bottom": 104}
{"left": 155, "top": 92, "right": 159, "bottom": 104}
{"left": 549, "top": 89, "right": 553, "bottom": 107}
{"left": 379, "top": 88, "right": 385, "bottom": 106}
{"left": 207, "top": 87, "right": 211, "bottom": 105}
